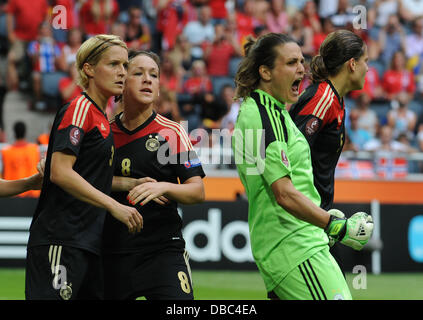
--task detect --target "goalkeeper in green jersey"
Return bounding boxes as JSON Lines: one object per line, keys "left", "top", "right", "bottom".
{"left": 232, "top": 33, "right": 374, "bottom": 300}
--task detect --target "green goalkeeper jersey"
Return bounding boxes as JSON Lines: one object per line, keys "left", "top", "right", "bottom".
{"left": 233, "top": 89, "right": 329, "bottom": 291}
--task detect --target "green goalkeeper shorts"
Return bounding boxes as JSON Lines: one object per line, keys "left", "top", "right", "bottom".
{"left": 269, "top": 247, "right": 352, "bottom": 300}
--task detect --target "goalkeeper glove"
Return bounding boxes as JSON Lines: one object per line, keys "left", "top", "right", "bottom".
{"left": 324, "top": 209, "right": 374, "bottom": 251}
{"left": 327, "top": 209, "right": 345, "bottom": 247}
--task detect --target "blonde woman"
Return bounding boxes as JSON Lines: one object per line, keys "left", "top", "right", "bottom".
{"left": 25, "top": 35, "right": 143, "bottom": 300}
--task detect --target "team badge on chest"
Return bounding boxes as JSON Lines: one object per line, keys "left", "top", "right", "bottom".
{"left": 146, "top": 135, "right": 160, "bottom": 152}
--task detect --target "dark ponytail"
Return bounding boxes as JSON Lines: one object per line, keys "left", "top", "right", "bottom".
{"left": 311, "top": 30, "right": 365, "bottom": 84}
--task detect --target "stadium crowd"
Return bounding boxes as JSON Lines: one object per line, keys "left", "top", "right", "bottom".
{"left": 1, "top": 0, "right": 423, "bottom": 191}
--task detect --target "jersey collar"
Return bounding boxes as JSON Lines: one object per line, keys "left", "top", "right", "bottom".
{"left": 254, "top": 89, "right": 286, "bottom": 110}
{"left": 82, "top": 92, "right": 109, "bottom": 118}
{"left": 114, "top": 110, "right": 157, "bottom": 135}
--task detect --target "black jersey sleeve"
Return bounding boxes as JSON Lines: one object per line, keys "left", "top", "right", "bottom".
{"left": 171, "top": 149, "right": 205, "bottom": 183}
{"left": 52, "top": 95, "right": 94, "bottom": 157}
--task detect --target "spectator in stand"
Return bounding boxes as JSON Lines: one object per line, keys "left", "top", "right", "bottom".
{"left": 387, "top": 91, "right": 417, "bottom": 141}
{"left": 125, "top": 6, "right": 151, "bottom": 51}
{"left": 155, "top": 88, "right": 181, "bottom": 122}
{"left": 266, "top": 0, "right": 289, "bottom": 34}
{"left": 289, "top": 11, "right": 314, "bottom": 59}
{"left": 234, "top": 0, "right": 255, "bottom": 48}
{"left": 220, "top": 86, "right": 241, "bottom": 133}
{"left": 286, "top": 0, "right": 308, "bottom": 16}
{"left": 355, "top": 92, "right": 380, "bottom": 138}
{"left": 364, "top": 124, "right": 417, "bottom": 153}
{"left": 209, "top": 0, "right": 228, "bottom": 25}
{"left": 58, "top": 28, "right": 83, "bottom": 72}
{"left": 312, "top": 17, "right": 335, "bottom": 55}
{"left": 303, "top": 0, "right": 321, "bottom": 34}
{"left": 368, "top": 0, "right": 399, "bottom": 31}
{"left": 0, "top": 1, "right": 7, "bottom": 142}
{"left": 156, "top": 0, "right": 189, "bottom": 51}
{"left": 1, "top": 121, "right": 40, "bottom": 197}
{"left": 160, "top": 51, "right": 183, "bottom": 93}
{"left": 58, "top": 62, "right": 82, "bottom": 104}
{"left": 110, "top": 22, "right": 127, "bottom": 42}
{"left": 27, "top": 22, "right": 63, "bottom": 111}
{"left": 183, "top": 5, "right": 215, "bottom": 60}
{"left": 201, "top": 83, "right": 233, "bottom": 130}
{"left": 415, "top": 112, "right": 423, "bottom": 152}
{"left": 168, "top": 34, "right": 193, "bottom": 74}
{"left": 347, "top": 108, "right": 373, "bottom": 151}
{"left": 181, "top": 59, "right": 213, "bottom": 131}
{"left": 404, "top": 17, "right": 423, "bottom": 74}
{"left": 253, "top": 0, "right": 270, "bottom": 28}
{"left": 399, "top": 0, "right": 423, "bottom": 24}
{"left": 350, "top": 65, "right": 385, "bottom": 101}
{"left": 182, "top": 59, "right": 213, "bottom": 96}
{"left": 377, "top": 14, "right": 406, "bottom": 69}
{"left": 382, "top": 50, "right": 416, "bottom": 101}
{"left": 203, "top": 23, "right": 242, "bottom": 77}
{"left": 328, "top": 0, "right": 355, "bottom": 29}
{"left": 80, "top": 0, "right": 119, "bottom": 36}
{"left": 317, "top": 0, "right": 337, "bottom": 19}
{"left": 6, "top": 0, "right": 48, "bottom": 91}
{"left": 51, "top": 0, "right": 76, "bottom": 44}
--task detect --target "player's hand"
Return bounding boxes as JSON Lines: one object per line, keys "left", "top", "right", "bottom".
{"left": 132, "top": 178, "right": 170, "bottom": 206}
{"left": 37, "top": 157, "right": 46, "bottom": 177}
{"left": 325, "top": 210, "right": 374, "bottom": 251}
{"left": 128, "top": 181, "right": 170, "bottom": 207}
{"left": 109, "top": 203, "right": 143, "bottom": 234}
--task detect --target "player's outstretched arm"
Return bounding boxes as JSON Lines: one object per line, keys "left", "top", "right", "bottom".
{"left": 0, "top": 157, "right": 46, "bottom": 197}
{"left": 50, "top": 151, "right": 143, "bottom": 233}
{"left": 0, "top": 174, "right": 42, "bottom": 197}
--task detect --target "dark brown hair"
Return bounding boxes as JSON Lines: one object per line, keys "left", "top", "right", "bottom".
{"left": 234, "top": 33, "right": 295, "bottom": 100}
{"left": 311, "top": 30, "right": 365, "bottom": 83}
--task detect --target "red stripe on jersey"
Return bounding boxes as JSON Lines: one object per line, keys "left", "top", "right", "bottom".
{"left": 154, "top": 115, "right": 193, "bottom": 154}
{"left": 58, "top": 95, "right": 93, "bottom": 132}
{"left": 112, "top": 114, "right": 193, "bottom": 155}
{"left": 299, "top": 82, "right": 341, "bottom": 127}
{"left": 58, "top": 94, "right": 110, "bottom": 138}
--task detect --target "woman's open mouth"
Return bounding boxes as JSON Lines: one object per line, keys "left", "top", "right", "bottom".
{"left": 291, "top": 78, "right": 302, "bottom": 95}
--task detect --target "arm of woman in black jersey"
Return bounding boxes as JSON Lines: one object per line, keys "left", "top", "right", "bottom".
{"left": 112, "top": 176, "right": 170, "bottom": 205}
{"left": 0, "top": 175, "right": 42, "bottom": 197}
{"left": 50, "top": 151, "right": 143, "bottom": 233}
{"left": 127, "top": 176, "right": 205, "bottom": 206}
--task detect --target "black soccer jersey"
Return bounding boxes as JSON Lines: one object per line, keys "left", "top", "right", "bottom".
{"left": 102, "top": 111, "right": 205, "bottom": 254}
{"left": 28, "top": 93, "right": 116, "bottom": 255}
{"left": 289, "top": 80, "right": 345, "bottom": 210}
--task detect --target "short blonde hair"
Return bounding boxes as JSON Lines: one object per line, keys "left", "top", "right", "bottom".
{"left": 76, "top": 34, "right": 128, "bottom": 89}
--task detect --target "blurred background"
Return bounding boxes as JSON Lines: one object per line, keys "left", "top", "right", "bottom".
{"left": 0, "top": 0, "right": 422, "bottom": 300}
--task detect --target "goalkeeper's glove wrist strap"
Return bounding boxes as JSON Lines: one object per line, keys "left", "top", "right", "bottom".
{"left": 324, "top": 215, "right": 347, "bottom": 241}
